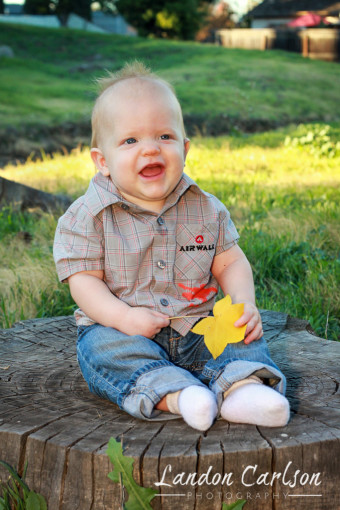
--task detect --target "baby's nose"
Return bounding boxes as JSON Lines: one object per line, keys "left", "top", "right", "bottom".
{"left": 141, "top": 141, "right": 161, "bottom": 156}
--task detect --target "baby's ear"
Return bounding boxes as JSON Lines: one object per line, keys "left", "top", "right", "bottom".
{"left": 90, "top": 148, "right": 110, "bottom": 176}
{"left": 184, "top": 138, "right": 190, "bottom": 160}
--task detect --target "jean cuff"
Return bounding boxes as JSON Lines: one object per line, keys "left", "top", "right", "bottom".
{"left": 122, "top": 364, "right": 205, "bottom": 421}
{"left": 210, "top": 360, "right": 286, "bottom": 411}
{"left": 223, "top": 375, "right": 262, "bottom": 398}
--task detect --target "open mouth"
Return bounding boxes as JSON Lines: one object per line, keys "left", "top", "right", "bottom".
{"left": 139, "top": 164, "right": 165, "bottom": 179}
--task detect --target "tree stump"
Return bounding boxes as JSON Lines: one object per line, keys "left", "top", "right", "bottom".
{"left": 0, "top": 311, "right": 339, "bottom": 510}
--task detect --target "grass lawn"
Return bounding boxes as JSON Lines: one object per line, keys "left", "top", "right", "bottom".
{"left": 0, "top": 24, "right": 339, "bottom": 340}
{"left": 1, "top": 126, "right": 339, "bottom": 340}
{"left": 0, "top": 23, "right": 340, "bottom": 129}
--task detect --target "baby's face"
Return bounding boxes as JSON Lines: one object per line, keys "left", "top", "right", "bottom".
{"left": 91, "top": 79, "right": 189, "bottom": 213}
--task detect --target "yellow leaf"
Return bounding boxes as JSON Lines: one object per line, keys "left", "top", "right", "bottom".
{"left": 191, "top": 295, "right": 246, "bottom": 359}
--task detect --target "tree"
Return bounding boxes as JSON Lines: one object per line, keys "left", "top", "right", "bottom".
{"left": 24, "top": 0, "right": 92, "bottom": 26}
{"left": 24, "top": 0, "right": 50, "bottom": 15}
{"left": 115, "top": 0, "right": 212, "bottom": 40}
{"left": 0, "top": 0, "right": 4, "bottom": 15}
{"left": 51, "top": 0, "right": 92, "bottom": 25}
{"left": 196, "top": 1, "right": 235, "bottom": 42}
{"left": 95, "top": 0, "right": 117, "bottom": 15}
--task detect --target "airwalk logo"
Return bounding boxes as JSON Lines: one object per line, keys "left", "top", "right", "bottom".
{"left": 179, "top": 234, "right": 215, "bottom": 252}
{"left": 179, "top": 244, "right": 215, "bottom": 251}
{"left": 179, "top": 244, "right": 215, "bottom": 252}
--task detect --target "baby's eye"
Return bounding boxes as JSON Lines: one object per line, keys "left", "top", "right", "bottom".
{"left": 160, "top": 134, "right": 170, "bottom": 140}
{"left": 124, "top": 138, "right": 137, "bottom": 145}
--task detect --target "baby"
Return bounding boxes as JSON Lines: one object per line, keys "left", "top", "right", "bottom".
{"left": 54, "top": 62, "right": 289, "bottom": 431}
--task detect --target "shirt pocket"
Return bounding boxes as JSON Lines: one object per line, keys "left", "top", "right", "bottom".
{"left": 174, "top": 223, "right": 218, "bottom": 281}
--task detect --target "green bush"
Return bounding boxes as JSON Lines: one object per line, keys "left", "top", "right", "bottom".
{"left": 285, "top": 124, "right": 340, "bottom": 158}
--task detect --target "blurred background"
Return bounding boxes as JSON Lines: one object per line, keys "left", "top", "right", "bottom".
{"left": 0, "top": 0, "right": 339, "bottom": 340}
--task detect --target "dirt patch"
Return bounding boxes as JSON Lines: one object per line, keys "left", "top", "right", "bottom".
{"left": 0, "top": 121, "right": 91, "bottom": 168}
{"left": 0, "top": 114, "right": 318, "bottom": 168}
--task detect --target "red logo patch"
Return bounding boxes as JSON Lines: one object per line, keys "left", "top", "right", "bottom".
{"left": 195, "top": 235, "right": 204, "bottom": 244}
{"left": 178, "top": 283, "right": 218, "bottom": 306}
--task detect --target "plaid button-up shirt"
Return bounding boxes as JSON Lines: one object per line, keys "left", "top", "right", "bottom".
{"left": 54, "top": 172, "right": 239, "bottom": 335}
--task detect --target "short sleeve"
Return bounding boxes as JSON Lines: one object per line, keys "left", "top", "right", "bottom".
{"left": 215, "top": 204, "right": 240, "bottom": 256}
{"left": 53, "top": 198, "right": 104, "bottom": 283}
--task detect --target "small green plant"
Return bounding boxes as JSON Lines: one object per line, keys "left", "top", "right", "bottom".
{"left": 107, "top": 438, "right": 247, "bottom": 510}
{"left": 0, "top": 461, "right": 47, "bottom": 510}
{"left": 285, "top": 124, "right": 340, "bottom": 158}
{"left": 106, "top": 438, "right": 158, "bottom": 509}
{"left": 223, "top": 501, "right": 247, "bottom": 510}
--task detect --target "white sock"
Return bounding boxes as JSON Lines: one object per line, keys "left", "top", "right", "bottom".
{"left": 221, "top": 382, "right": 290, "bottom": 427}
{"left": 166, "top": 386, "right": 218, "bottom": 431}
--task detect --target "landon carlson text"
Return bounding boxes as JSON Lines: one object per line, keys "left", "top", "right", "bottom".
{"left": 154, "top": 461, "right": 322, "bottom": 489}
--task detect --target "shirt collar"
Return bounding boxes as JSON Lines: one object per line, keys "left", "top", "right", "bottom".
{"left": 84, "top": 172, "right": 125, "bottom": 215}
{"left": 160, "top": 173, "right": 201, "bottom": 214}
{"left": 85, "top": 172, "right": 203, "bottom": 216}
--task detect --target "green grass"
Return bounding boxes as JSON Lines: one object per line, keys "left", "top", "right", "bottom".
{"left": 0, "top": 460, "right": 47, "bottom": 509}
{"left": 0, "top": 24, "right": 339, "bottom": 339}
{"left": 0, "top": 23, "right": 340, "bottom": 129}
{"left": 1, "top": 127, "right": 339, "bottom": 340}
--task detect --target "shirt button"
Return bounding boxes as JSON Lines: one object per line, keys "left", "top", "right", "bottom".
{"left": 121, "top": 204, "right": 129, "bottom": 211}
{"left": 157, "top": 217, "right": 165, "bottom": 225}
{"left": 160, "top": 298, "right": 169, "bottom": 306}
{"left": 157, "top": 260, "right": 166, "bottom": 269}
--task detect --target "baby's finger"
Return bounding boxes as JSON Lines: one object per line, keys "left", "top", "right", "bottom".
{"left": 154, "top": 311, "right": 170, "bottom": 323}
{"left": 244, "top": 323, "right": 263, "bottom": 345}
{"left": 150, "top": 327, "right": 163, "bottom": 339}
{"left": 160, "top": 317, "right": 170, "bottom": 327}
{"left": 244, "top": 314, "right": 261, "bottom": 334}
{"left": 234, "top": 311, "right": 252, "bottom": 328}
{"left": 153, "top": 313, "right": 170, "bottom": 327}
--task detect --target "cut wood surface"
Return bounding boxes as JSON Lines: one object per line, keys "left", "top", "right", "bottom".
{"left": 0, "top": 311, "right": 339, "bottom": 510}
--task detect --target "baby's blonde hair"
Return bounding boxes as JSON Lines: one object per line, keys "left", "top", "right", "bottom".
{"left": 91, "top": 61, "right": 185, "bottom": 148}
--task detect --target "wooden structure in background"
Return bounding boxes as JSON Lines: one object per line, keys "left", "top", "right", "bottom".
{"left": 0, "top": 311, "right": 339, "bottom": 509}
{"left": 216, "top": 28, "right": 340, "bottom": 61}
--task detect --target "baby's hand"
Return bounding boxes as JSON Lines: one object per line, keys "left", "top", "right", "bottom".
{"left": 123, "top": 307, "right": 170, "bottom": 338}
{"left": 234, "top": 302, "right": 263, "bottom": 345}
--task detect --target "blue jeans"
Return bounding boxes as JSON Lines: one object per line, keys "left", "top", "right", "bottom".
{"left": 77, "top": 324, "right": 286, "bottom": 421}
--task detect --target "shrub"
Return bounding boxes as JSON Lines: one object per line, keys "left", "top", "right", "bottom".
{"left": 285, "top": 124, "right": 340, "bottom": 158}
